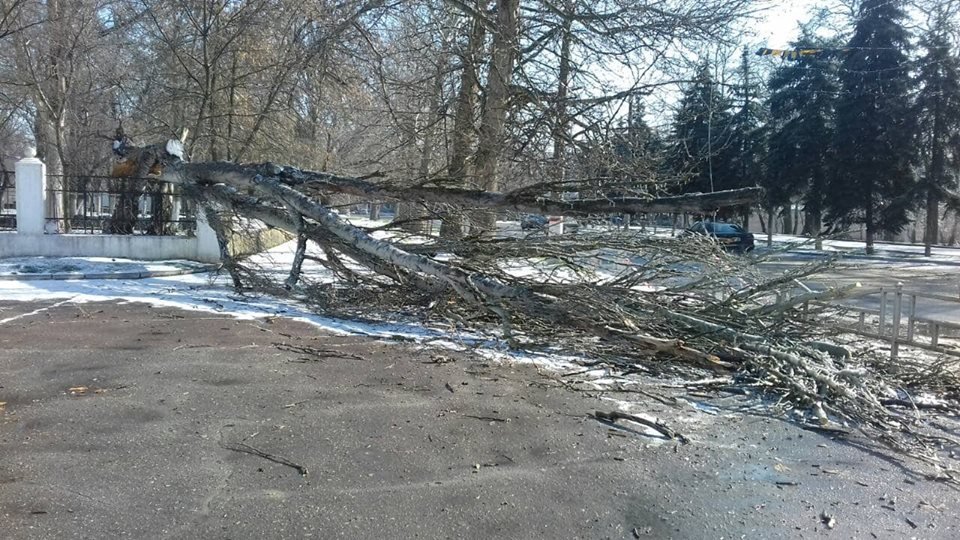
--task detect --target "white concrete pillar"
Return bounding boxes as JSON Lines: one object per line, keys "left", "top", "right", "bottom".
{"left": 195, "top": 206, "right": 222, "bottom": 263}
{"left": 171, "top": 198, "right": 182, "bottom": 232}
{"left": 547, "top": 215, "right": 564, "bottom": 235}
{"left": 15, "top": 148, "right": 46, "bottom": 235}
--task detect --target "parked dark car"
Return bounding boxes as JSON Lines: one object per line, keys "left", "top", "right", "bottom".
{"left": 520, "top": 214, "right": 548, "bottom": 231}
{"left": 681, "top": 221, "right": 755, "bottom": 253}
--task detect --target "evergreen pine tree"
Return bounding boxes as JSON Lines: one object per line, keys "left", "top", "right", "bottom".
{"left": 828, "top": 0, "right": 917, "bottom": 254}
{"left": 726, "top": 48, "right": 767, "bottom": 227}
{"left": 616, "top": 98, "right": 660, "bottom": 174}
{"left": 669, "top": 63, "right": 736, "bottom": 200}
{"left": 915, "top": 9, "right": 960, "bottom": 255}
{"left": 765, "top": 31, "right": 842, "bottom": 247}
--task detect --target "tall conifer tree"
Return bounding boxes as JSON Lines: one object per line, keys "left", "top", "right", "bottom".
{"left": 827, "top": 0, "right": 917, "bottom": 254}
{"left": 915, "top": 8, "right": 960, "bottom": 255}
{"left": 766, "top": 31, "right": 841, "bottom": 247}
{"left": 669, "top": 63, "right": 736, "bottom": 197}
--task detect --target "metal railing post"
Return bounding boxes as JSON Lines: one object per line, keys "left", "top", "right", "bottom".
{"left": 907, "top": 294, "right": 917, "bottom": 344}
{"left": 891, "top": 283, "right": 903, "bottom": 360}
{"left": 879, "top": 288, "right": 887, "bottom": 338}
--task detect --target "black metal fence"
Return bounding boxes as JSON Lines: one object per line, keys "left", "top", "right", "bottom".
{"left": 0, "top": 169, "right": 14, "bottom": 231}
{"left": 47, "top": 175, "right": 196, "bottom": 235}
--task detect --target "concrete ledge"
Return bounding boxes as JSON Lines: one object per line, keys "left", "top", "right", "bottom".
{"left": 1, "top": 225, "right": 286, "bottom": 263}
{"left": 0, "top": 273, "right": 52, "bottom": 281}
{"left": 0, "top": 266, "right": 213, "bottom": 281}
{"left": 49, "top": 272, "right": 86, "bottom": 280}
{"left": 82, "top": 271, "right": 138, "bottom": 280}
{"left": 0, "top": 232, "right": 219, "bottom": 263}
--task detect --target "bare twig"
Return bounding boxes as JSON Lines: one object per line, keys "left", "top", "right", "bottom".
{"left": 222, "top": 442, "right": 308, "bottom": 476}
{"left": 594, "top": 410, "right": 690, "bottom": 444}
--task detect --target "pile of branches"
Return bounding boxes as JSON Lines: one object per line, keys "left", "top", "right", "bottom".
{"left": 119, "top": 141, "right": 959, "bottom": 478}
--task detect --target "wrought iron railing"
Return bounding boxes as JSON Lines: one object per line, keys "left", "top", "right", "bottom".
{"left": 47, "top": 175, "right": 195, "bottom": 235}
{"left": 0, "top": 169, "right": 14, "bottom": 231}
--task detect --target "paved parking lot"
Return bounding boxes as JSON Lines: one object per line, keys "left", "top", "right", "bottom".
{"left": 2, "top": 300, "right": 959, "bottom": 539}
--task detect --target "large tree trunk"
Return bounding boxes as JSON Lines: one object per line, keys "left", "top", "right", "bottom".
{"left": 148, "top": 182, "right": 175, "bottom": 235}
{"left": 925, "top": 81, "right": 949, "bottom": 257}
{"left": 865, "top": 198, "right": 875, "bottom": 255}
{"left": 398, "top": 41, "right": 448, "bottom": 235}
{"left": 156, "top": 159, "right": 762, "bottom": 217}
{"left": 17, "top": 0, "right": 71, "bottom": 233}
{"left": 781, "top": 205, "right": 792, "bottom": 237}
{"left": 105, "top": 180, "right": 143, "bottom": 234}
{"left": 35, "top": 109, "right": 64, "bottom": 230}
{"left": 925, "top": 189, "right": 940, "bottom": 258}
{"left": 765, "top": 207, "right": 773, "bottom": 247}
{"left": 440, "top": 7, "right": 486, "bottom": 240}
{"left": 471, "top": 0, "right": 520, "bottom": 234}
{"left": 551, "top": 1, "right": 574, "bottom": 186}
{"left": 811, "top": 208, "right": 823, "bottom": 250}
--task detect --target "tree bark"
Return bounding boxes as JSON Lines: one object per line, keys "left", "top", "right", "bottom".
{"left": 865, "top": 188, "right": 875, "bottom": 255}
{"left": 398, "top": 41, "right": 448, "bottom": 235}
{"left": 551, "top": 1, "right": 574, "bottom": 185}
{"left": 154, "top": 159, "right": 762, "bottom": 217}
{"left": 925, "top": 74, "right": 948, "bottom": 257}
{"left": 766, "top": 207, "right": 773, "bottom": 247}
{"left": 471, "top": 0, "right": 520, "bottom": 234}
{"left": 441, "top": 6, "right": 486, "bottom": 240}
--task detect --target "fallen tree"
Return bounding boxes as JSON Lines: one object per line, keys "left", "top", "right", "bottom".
{"left": 115, "top": 140, "right": 960, "bottom": 480}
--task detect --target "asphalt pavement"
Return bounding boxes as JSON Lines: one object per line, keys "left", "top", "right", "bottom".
{"left": 3, "top": 300, "right": 960, "bottom": 539}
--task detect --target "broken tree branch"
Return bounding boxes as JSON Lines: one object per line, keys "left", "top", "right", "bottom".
{"left": 110, "top": 140, "right": 960, "bottom": 478}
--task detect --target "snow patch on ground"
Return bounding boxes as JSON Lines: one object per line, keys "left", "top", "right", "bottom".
{"left": 0, "top": 272, "right": 455, "bottom": 342}
{"left": 0, "top": 256, "right": 206, "bottom": 277}
{"left": 0, "top": 246, "right": 578, "bottom": 375}
{"left": 760, "top": 234, "right": 960, "bottom": 268}
{"left": 6, "top": 232, "right": 959, "bottom": 380}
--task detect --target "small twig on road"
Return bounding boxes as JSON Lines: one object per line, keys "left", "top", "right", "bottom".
{"left": 593, "top": 410, "right": 690, "bottom": 444}
{"left": 223, "top": 442, "right": 308, "bottom": 476}
{"left": 283, "top": 400, "right": 309, "bottom": 409}
{"left": 275, "top": 342, "right": 367, "bottom": 361}
{"left": 796, "top": 423, "right": 851, "bottom": 436}
{"left": 464, "top": 414, "right": 508, "bottom": 423}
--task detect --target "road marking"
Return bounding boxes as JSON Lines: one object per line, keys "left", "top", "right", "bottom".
{"left": 0, "top": 297, "right": 78, "bottom": 326}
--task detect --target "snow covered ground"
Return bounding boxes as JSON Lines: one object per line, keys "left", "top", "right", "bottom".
{"left": 0, "top": 256, "right": 208, "bottom": 279}
{"left": 5, "top": 229, "right": 960, "bottom": 375}
{"left": 759, "top": 233, "right": 960, "bottom": 267}
{"left": 0, "top": 242, "right": 428, "bottom": 337}
{"left": 4, "top": 233, "right": 959, "bottom": 434}
{"left": 0, "top": 241, "right": 609, "bottom": 378}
